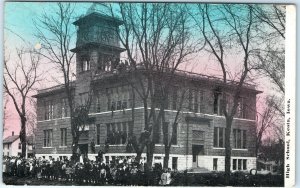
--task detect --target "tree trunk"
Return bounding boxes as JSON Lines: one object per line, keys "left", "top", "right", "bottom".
{"left": 163, "top": 146, "right": 170, "bottom": 169}
{"left": 146, "top": 141, "right": 154, "bottom": 169}
{"left": 20, "top": 117, "right": 27, "bottom": 158}
{"left": 71, "top": 118, "right": 79, "bottom": 161}
{"left": 224, "top": 116, "right": 233, "bottom": 185}
{"left": 135, "top": 151, "right": 142, "bottom": 163}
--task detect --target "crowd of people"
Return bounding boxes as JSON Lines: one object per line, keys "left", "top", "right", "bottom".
{"left": 2, "top": 155, "right": 176, "bottom": 186}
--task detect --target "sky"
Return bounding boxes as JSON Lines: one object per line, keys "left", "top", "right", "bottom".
{"left": 3, "top": 2, "right": 284, "bottom": 138}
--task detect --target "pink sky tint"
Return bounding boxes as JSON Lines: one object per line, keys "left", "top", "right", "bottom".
{"left": 3, "top": 2, "right": 284, "bottom": 140}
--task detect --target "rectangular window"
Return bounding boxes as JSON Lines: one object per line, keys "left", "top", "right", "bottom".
{"left": 213, "top": 158, "right": 218, "bottom": 171}
{"left": 219, "top": 127, "right": 224, "bottom": 147}
{"left": 165, "top": 94, "right": 170, "bottom": 109}
{"left": 233, "top": 129, "right": 246, "bottom": 149}
{"left": 213, "top": 92, "right": 219, "bottom": 114}
{"left": 18, "top": 143, "right": 21, "bottom": 149}
{"left": 107, "top": 90, "right": 111, "bottom": 111}
{"left": 122, "top": 122, "right": 127, "bottom": 144}
{"left": 117, "top": 100, "right": 122, "bottom": 110}
{"left": 237, "top": 129, "right": 241, "bottom": 148}
{"left": 128, "top": 121, "right": 133, "bottom": 136}
{"left": 188, "top": 89, "right": 193, "bottom": 111}
{"left": 237, "top": 98, "right": 245, "bottom": 118}
{"left": 199, "top": 90, "right": 204, "bottom": 113}
{"left": 96, "top": 97, "right": 101, "bottom": 112}
{"left": 238, "top": 159, "right": 242, "bottom": 170}
{"left": 213, "top": 127, "right": 218, "bottom": 147}
{"left": 44, "top": 102, "right": 49, "bottom": 120}
{"left": 96, "top": 124, "right": 101, "bottom": 145}
{"left": 233, "top": 159, "right": 237, "bottom": 170}
{"left": 243, "top": 159, "right": 247, "bottom": 170}
{"left": 163, "top": 122, "right": 169, "bottom": 144}
{"left": 111, "top": 101, "right": 116, "bottom": 111}
{"left": 214, "top": 127, "right": 225, "bottom": 148}
{"left": 106, "top": 124, "right": 110, "bottom": 137}
{"left": 172, "top": 157, "right": 178, "bottom": 170}
{"left": 60, "top": 128, "right": 67, "bottom": 146}
{"left": 193, "top": 90, "right": 199, "bottom": 113}
{"left": 62, "top": 98, "right": 68, "bottom": 117}
{"left": 128, "top": 98, "right": 133, "bottom": 108}
{"left": 44, "top": 101, "right": 53, "bottom": 120}
{"left": 82, "top": 60, "right": 90, "bottom": 71}
{"left": 171, "top": 123, "right": 178, "bottom": 145}
{"left": 243, "top": 130, "right": 247, "bottom": 149}
{"left": 107, "top": 121, "right": 132, "bottom": 145}
{"left": 43, "top": 129, "right": 53, "bottom": 147}
{"left": 49, "top": 101, "right": 54, "bottom": 119}
{"left": 105, "top": 156, "right": 109, "bottom": 163}
{"left": 122, "top": 100, "right": 127, "bottom": 109}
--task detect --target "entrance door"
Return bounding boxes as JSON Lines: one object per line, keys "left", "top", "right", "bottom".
{"left": 78, "top": 130, "right": 89, "bottom": 159}
{"left": 192, "top": 145, "right": 204, "bottom": 167}
{"left": 79, "top": 144, "right": 88, "bottom": 158}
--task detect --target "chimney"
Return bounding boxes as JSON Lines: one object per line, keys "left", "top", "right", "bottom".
{"left": 12, "top": 131, "right": 14, "bottom": 136}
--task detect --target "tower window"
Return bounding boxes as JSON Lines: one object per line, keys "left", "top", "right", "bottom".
{"left": 82, "top": 60, "right": 90, "bottom": 72}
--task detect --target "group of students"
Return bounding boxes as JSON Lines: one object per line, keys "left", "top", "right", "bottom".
{"left": 3, "top": 155, "right": 175, "bottom": 186}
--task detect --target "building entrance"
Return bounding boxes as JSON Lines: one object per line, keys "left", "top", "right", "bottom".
{"left": 192, "top": 145, "right": 204, "bottom": 168}
{"left": 78, "top": 130, "right": 89, "bottom": 159}
{"left": 79, "top": 144, "right": 88, "bottom": 159}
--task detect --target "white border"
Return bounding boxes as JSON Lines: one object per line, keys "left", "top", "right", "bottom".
{"left": 284, "top": 5, "right": 296, "bottom": 188}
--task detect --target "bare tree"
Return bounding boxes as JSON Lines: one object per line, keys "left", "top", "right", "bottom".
{"left": 3, "top": 49, "right": 41, "bottom": 157}
{"left": 3, "top": 94, "right": 9, "bottom": 133}
{"left": 256, "top": 96, "right": 281, "bottom": 157}
{"left": 194, "top": 4, "right": 256, "bottom": 184}
{"left": 115, "top": 3, "right": 200, "bottom": 167}
{"left": 252, "top": 5, "right": 285, "bottom": 118}
{"left": 34, "top": 2, "right": 95, "bottom": 159}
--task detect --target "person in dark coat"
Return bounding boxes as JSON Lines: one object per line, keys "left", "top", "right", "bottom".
{"left": 116, "top": 164, "right": 125, "bottom": 185}
{"left": 97, "top": 150, "right": 104, "bottom": 163}
{"left": 99, "top": 163, "right": 107, "bottom": 185}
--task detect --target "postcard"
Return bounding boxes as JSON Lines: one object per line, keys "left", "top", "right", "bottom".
{"left": 1, "top": 1, "right": 295, "bottom": 187}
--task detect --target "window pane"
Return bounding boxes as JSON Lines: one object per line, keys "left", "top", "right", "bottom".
{"left": 219, "top": 128, "right": 224, "bottom": 147}
{"left": 213, "top": 127, "right": 218, "bottom": 147}
{"left": 51, "top": 130, "right": 53, "bottom": 146}
{"left": 61, "top": 129, "right": 63, "bottom": 146}
{"left": 172, "top": 124, "right": 177, "bottom": 145}
{"left": 128, "top": 121, "right": 133, "bottom": 136}
{"left": 233, "top": 129, "right": 236, "bottom": 148}
{"left": 243, "top": 159, "right": 247, "bottom": 170}
{"left": 44, "top": 130, "right": 46, "bottom": 147}
{"left": 213, "top": 158, "right": 218, "bottom": 171}
{"left": 172, "top": 157, "right": 178, "bottom": 170}
{"left": 106, "top": 124, "right": 110, "bottom": 136}
{"left": 243, "top": 130, "right": 247, "bottom": 149}
{"left": 117, "top": 101, "right": 122, "bottom": 110}
{"left": 233, "top": 159, "right": 237, "bottom": 170}
{"left": 65, "top": 129, "right": 67, "bottom": 146}
{"left": 238, "top": 159, "right": 242, "bottom": 170}
{"left": 194, "top": 90, "right": 198, "bottom": 112}
{"left": 97, "top": 125, "right": 100, "bottom": 145}
{"left": 237, "top": 130, "right": 241, "bottom": 148}
{"left": 188, "top": 89, "right": 192, "bottom": 111}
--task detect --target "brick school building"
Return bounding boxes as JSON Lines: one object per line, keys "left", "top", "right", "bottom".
{"left": 34, "top": 3, "right": 261, "bottom": 172}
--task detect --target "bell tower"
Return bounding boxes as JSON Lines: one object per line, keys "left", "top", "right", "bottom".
{"left": 71, "top": 3, "right": 125, "bottom": 75}
{"left": 71, "top": 3, "right": 125, "bottom": 104}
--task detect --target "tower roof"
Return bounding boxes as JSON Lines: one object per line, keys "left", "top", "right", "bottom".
{"left": 73, "top": 3, "right": 123, "bottom": 26}
{"left": 86, "top": 2, "right": 111, "bottom": 17}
